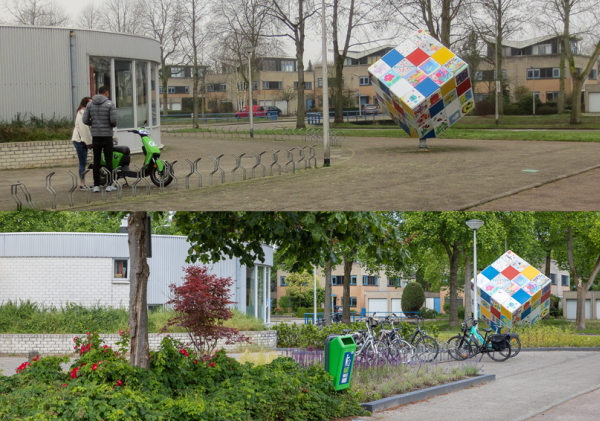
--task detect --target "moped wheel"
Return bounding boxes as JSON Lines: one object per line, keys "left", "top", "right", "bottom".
{"left": 150, "top": 166, "right": 173, "bottom": 187}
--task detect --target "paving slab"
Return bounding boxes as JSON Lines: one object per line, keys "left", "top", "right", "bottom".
{"left": 526, "top": 387, "right": 600, "bottom": 421}
{"left": 3, "top": 135, "right": 600, "bottom": 210}
{"left": 358, "top": 351, "right": 600, "bottom": 421}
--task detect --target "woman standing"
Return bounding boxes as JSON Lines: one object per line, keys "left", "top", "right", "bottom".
{"left": 72, "top": 97, "right": 92, "bottom": 189}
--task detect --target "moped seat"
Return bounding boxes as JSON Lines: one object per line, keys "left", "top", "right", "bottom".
{"left": 113, "top": 145, "right": 130, "bottom": 155}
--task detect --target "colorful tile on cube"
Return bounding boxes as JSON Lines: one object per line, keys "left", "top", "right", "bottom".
{"left": 368, "top": 29, "right": 474, "bottom": 139}
{"left": 472, "top": 250, "right": 550, "bottom": 332}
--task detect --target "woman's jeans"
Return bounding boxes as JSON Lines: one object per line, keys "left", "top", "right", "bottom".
{"left": 72, "top": 141, "right": 88, "bottom": 182}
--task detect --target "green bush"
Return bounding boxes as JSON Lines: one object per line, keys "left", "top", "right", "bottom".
{"left": 401, "top": 282, "right": 425, "bottom": 314}
{"left": 536, "top": 105, "right": 558, "bottom": 115}
{"left": 271, "top": 298, "right": 277, "bottom": 311}
{"left": 442, "top": 302, "right": 465, "bottom": 319}
{"left": 420, "top": 308, "right": 439, "bottom": 319}
{"left": 473, "top": 100, "right": 495, "bottom": 116}
{"left": 279, "top": 296, "right": 292, "bottom": 313}
{"left": 0, "top": 333, "right": 366, "bottom": 420}
{"left": 0, "top": 115, "right": 73, "bottom": 143}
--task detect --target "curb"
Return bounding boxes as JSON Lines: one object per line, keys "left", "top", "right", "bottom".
{"left": 459, "top": 162, "right": 600, "bottom": 210}
{"left": 520, "top": 347, "right": 600, "bottom": 351}
{"left": 360, "top": 373, "right": 496, "bottom": 413}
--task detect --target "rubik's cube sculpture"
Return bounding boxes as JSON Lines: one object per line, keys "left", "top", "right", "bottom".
{"left": 367, "top": 29, "right": 474, "bottom": 139}
{"left": 472, "top": 250, "right": 552, "bottom": 333}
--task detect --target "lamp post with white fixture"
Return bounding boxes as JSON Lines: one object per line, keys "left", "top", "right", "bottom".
{"left": 244, "top": 46, "right": 255, "bottom": 138}
{"left": 466, "top": 219, "right": 484, "bottom": 321}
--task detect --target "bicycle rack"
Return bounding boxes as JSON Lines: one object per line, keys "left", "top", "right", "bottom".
{"left": 100, "top": 167, "right": 112, "bottom": 201}
{"left": 231, "top": 153, "right": 247, "bottom": 181}
{"left": 11, "top": 181, "right": 36, "bottom": 211}
{"left": 251, "top": 151, "right": 266, "bottom": 179}
{"left": 270, "top": 149, "right": 281, "bottom": 176}
{"left": 209, "top": 154, "right": 225, "bottom": 185}
{"left": 298, "top": 146, "right": 308, "bottom": 170}
{"left": 46, "top": 172, "right": 57, "bottom": 209}
{"left": 285, "top": 148, "right": 296, "bottom": 174}
{"left": 131, "top": 165, "right": 151, "bottom": 197}
{"left": 308, "top": 144, "right": 317, "bottom": 168}
{"left": 67, "top": 170, "right": 79, "bottom": 207}
{"left": 185, "top": 158, "right": 202, "bottom": 188}
{"left": 81, "top": 169, "right": 92, "bottom": 203}
{"left": 111, "top": 167, "right": 123, "bottom": 200}
{"left": 166, "top": 160, "right": 178, "bottom": 190}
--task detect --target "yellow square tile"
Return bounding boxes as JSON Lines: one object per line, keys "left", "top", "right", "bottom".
{"left": 481, "top": 305, "right": 491, "bottom": 320}
{"left": 440, "top": 78, "right": 456, "bottom": 97}
{"left": 521, "top": 265, "right": 541, "bottom": 280}
{"left": 401, "top": 100, "right": 414, "bottom": 117}
{"left": 532, "top": 289, "right": 541, "bottom": 303}
{"left": 432, "top": 47, "right": 455, "bottom": 65}
{"left": 501, "top": 305, "right": 512, "bottom": 320}
{"left": 409, "top": 127, "right": 418, "bottom": 138}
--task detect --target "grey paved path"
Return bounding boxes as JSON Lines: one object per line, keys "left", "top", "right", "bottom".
{"left": 359, "top": 351, "right": 600, "bottom": 421}
{"left": 527, "top": 387, "right": 600, "bottom": 421}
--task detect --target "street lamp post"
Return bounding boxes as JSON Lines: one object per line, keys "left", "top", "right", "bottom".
{"left": 530, "top": 66, "right": 536, "bottom": 116}
{"left": 466, "top": 219, "right": 484, "bottom": 322}
{"left": 321, "top": 0, "right": 330, "bottom": 167}
{"left": 245, "top": 46, "right": 255, "bottom": 138}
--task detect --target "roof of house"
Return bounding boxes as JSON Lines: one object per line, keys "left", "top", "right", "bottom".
{"left": 343, "top": 45, "right": 396, "bottom": 60}
{"left": 501, "top": 34, "right": 581, "bottom": 49}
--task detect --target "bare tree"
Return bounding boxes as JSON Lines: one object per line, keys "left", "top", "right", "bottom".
{"left": 180, "top": 0, "right": 210, "bottom": 127}
{"left": 469, "top": 0, "right": 527, "bottom": 115}
{"left": 274, "top": 86, "right": 298, "bottom": 115}
{"left": 266, "top": 0, "right": 320, "bottom": 128}
{"left": 3, "top": 0, "right": 70, "bottom": 26}
{"left": 99, "top": 0, "right": 143, "bottom": 34}
{"left": 140, "top": 0, "right": 183, "bottom": 117}
{"left": 542, "top": 1, "right": 600, "bottom": 123}
{"left": 78, "top": 1, "right": 105, "bottom": 29}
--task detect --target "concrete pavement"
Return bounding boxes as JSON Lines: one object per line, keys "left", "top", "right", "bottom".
{"left": 526, "top": 387, "right": 600, "bottom": 421}
{"left": 359, "top": 351, "right": 600, "bottom": 421}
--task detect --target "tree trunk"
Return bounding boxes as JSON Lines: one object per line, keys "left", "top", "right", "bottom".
{"left": 342, "top": 253, "right": 353, "bottom": 324}
{"left": 496, "top": 1, "right": 504, "bottom": 115}
{"left": 324, "top": 260, "right": 332, "bottom": 325}
{"left": 576, "top": 282, "right": 586, "bottom": 330}
{"left": 439, "top": 0, "right": 451, "bottom": 47}
{"left": 462, "top": 251, "right": 472, "bottom": 321}
{"left": 570, "top": 78, "right": 583, "bottom": 124}
{"left": 295, "top": 2, "right": 306, "bottom": 129}
{"left": 558, "top": 47, "right": 565, "bottom": 113}
{"left": 444, "top": 241, "right": 462, "bottom": 327}
{"left": 161, "top": 61, "right": 169, "bottom": 117}
{"left": 544, "top": 250, "right": 551, "bottom": 277}
{"left": 333, "top": 57, "right": 344, "bottom": 123}
{"left": 128, "top": 212, "right": 150, "bottom": 369}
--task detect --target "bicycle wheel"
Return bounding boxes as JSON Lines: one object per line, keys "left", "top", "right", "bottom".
{"left": 375, "top": 341, "right": 391, "bottom": 361}
{"left": 447, "top": 336, "right": 473, "bottom": 361}
{"left": 391, "top": 339, "right": 415, "bottom": 364}
{"left": 487, "top": 342, "right": 512, "bottom": 362}
{"left": 415, "top": 335, "right": 440, "bottom": 362}
{"left": 509, "top": 336, "right": 521, "bottom": 357}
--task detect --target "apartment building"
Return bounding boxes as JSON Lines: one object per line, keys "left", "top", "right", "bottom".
{"left": 474, "top": 35, "right": 600, "bottom": 105}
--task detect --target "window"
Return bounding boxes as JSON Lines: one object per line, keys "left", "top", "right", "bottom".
{"left": 220, "top": 83, "right": 227, "bottom": 91}
{"left": 171, "top": 67, "right": 185, "bottom": 78}
{"left": 363, "top": 276, "right": 378, "bottom": 286}
{"left": 207, "top": 84, "right": 214, "bottom": 92}
{"left": 136, "top": 61, "right": 148, "bottom": 127}
{"left": 388, "top": 277, "right": 401, "bottom": 287}
{"left": 349, "top": 297, "right": 357, "bottom": 307}
{"left": 281, "top": 60, "right": 295, "bottom": 72}
{"left": 546, "top": 91, "right": 560, "bottom": 102}
{"left": 474, "top": 93, "right": 486, "bottom": 103}
{"left": 344, "top": 57, "right": 353, "bottom": 66}
{"left": 113, "top": 259, "right": 129, "bottom": 280}
{"left": 318, "top": 78, "right": 323, "bottom": 88}
{"left": 293, "top": 81, "right": 298, "bottom": 90}
{"left": 167, "top": 86, "right": 176, "bottom": 94}
{"left": 262, "top": 81, "right": 283, "bottom": 90}
{"left": 553, "top": 68, "right": 561, "bottom": 78}
{"left": 184, "top": 86, "right": 189, "bottom": 94}
{"left": 114, "top": 60, "right": 134, "bottom": 128}
{"left": 253, "top": 81, "right": 258, "bottom": 90}
{"left": 534, "top": 92, "right": 540, "bottom": 99}
{"left": 502, "top": 46, "right": 512, "bottom": 57}
{"left": 332, "top": 275, "right": 344, "bottom": 285}
{"left": 550, "top": 273, "right": 557, "bottom": 285}
{"left": 159, "top": 86, "right": 163, "bottom": 94}
{"left": 305, "top": 81, "right": 312, "bottom": 90}
{"left": 280, "top": 276, "right": 288, "bottom": 286}
{"left": 589, "top": 69, "right": 597, "bottom": 80}
{"left": 351, "top": 275, "right": 357, "bottom": 285}
{"left": 532, "top": 44, "right": 552, "bottom": 55}
{"left": 561, "top": 275, "right": 569, "bottom": 286}
{"left": 474, "top": 71, "right": 483, "bottom": 81}
{"left": 527, "top": 68, "right": 540, "bottom": 79}
{"left": 89, "top": 57, "right": 111, "bottom": 97}
{"left": 359, "top": 76, "right": 371, "bottom": 86}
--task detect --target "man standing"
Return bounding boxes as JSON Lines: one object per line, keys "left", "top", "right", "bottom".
{"left": 83, "top": 86, "right": 118, "bottom": 193}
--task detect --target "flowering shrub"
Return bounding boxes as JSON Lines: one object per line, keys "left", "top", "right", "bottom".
{"left": 0, "top": 332, "right": 366, "bottom": 420}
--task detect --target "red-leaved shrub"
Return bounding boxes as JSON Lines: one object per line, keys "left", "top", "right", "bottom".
{"left": 163, "top": 266, "right": 249, "bottom": 356}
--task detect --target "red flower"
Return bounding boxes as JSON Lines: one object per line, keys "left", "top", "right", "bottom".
{"left": 32, "top": 355, "right": 40, "bottom": 362}
{"left": 73, "top": 337, "right": 78, "bottom": 342}
{"left": 15, "top": 362, "right": 31, "bottom": 374}
{"left": 70, "top": 367, "right": 79, "bottom": 379}
{"left": 62, "top": 383, "right": 67, "bottom": 387}
{"left": 119, "top": 329, "right": 124, "bottom": 336}
{"left": 193, "top": 360, "right": 198, "bottom": 365}
{"left": 86, "top": 332, "right": 91, "bottom": 336}
{"left": 92, "top": 363, "right": 98, "bottom": 371}
{"left": 210, "top": 362, "right": 215, "bottom": 368}
{"left": 116, "top": 380, "right": 123, "bottom": 386}
{"left": 180, "top": 349, "right": 189, "bottom": 357}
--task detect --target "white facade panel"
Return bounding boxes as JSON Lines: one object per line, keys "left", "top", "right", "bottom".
{"left": 391, "top": 298, "right": 404, "bottom": 317}
{"left": 589, "top": 93, "right": 600, "bottom": 112}
{"left": 566, "top": 299, "right": 591, "bottom": 319}
{"left": 368, "top": 298, "right": 387, "bottom": 314}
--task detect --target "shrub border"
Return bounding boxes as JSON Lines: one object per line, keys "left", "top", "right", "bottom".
{"left": 360, "top": 374, "right": 496, "bottom": 413}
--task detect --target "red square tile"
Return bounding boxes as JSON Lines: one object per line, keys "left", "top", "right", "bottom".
{"left": 541, "top": 290, "right": 551, "bottom": 303}
{"left": 406, "top": 48, "right": 430, "bottom": 66}
{"left": 393, "top": 100, "right": 405, "bottom": 116}
{"left": 491, "top": 306, "right": 501, "bottom": 319}
{"left": 501, "top": 265, "right": 520, "bottom": 280}
{"left": 523, "top": 300, "right": 530, "bottom": 310}
{"left": 456, "top": 78, "right": 472, "bottom": 97}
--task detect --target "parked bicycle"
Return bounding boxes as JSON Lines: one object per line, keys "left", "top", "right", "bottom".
{"left": 406, "top": 316, "right": 439, "bottom": 362}
{"left": 377, "top": 314, "right": 415, "bottom": 364}
{"left": 448, "top": 318, "right": 512, "bottom": 362}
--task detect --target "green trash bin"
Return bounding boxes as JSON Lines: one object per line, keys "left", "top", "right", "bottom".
{"left": 324, "top": 334, "right": 357, "bottom": 391}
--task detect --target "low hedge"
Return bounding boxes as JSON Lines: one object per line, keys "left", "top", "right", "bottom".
{"left": 0, "top": 332, "right": 366, "bottom": 420}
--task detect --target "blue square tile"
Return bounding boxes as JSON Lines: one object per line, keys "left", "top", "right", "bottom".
{"left": 512, "top": 289, "right": 532, "bottom": 305}
{"left": 482, "top": 266, "right": 500, "bottom": 281}
{"left": 480, "top": 289, "right": 491, "bottom": 304}
{"left": 414, "top": 78, "right": 439, "bottom": 98}
{"left": 521, "top": 306, "right": 531, "bottom": 319}
{"left": 378, "top": 79, "right": 391, "bottom": 97}
{"left": 429, "top": 99, "right": 445, "bottom": 117}
{"left": 382, "top": 49, "right": 405, "bottom": 68}
{"left": 422, "top": 129, "right": 436, "bottom": 139}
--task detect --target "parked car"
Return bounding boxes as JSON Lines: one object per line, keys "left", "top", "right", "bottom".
{"left": 362, "top": 104, "right": 381, "bottom": 115}
{"left": 235, "top": 105, "right": 267, "bottom": 118}
{"left": 265, "top": 106, "right": 282, "bottom": 116}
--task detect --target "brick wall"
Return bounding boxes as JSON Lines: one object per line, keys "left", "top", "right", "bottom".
{"left": 0, "top": 331, "right": 278, "bottom": 356}
{"left": 0, "top": 257, "right": 122, "bottom": 307}
{"left": 0, "top": 140, "right": 91, "bottom": 170}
